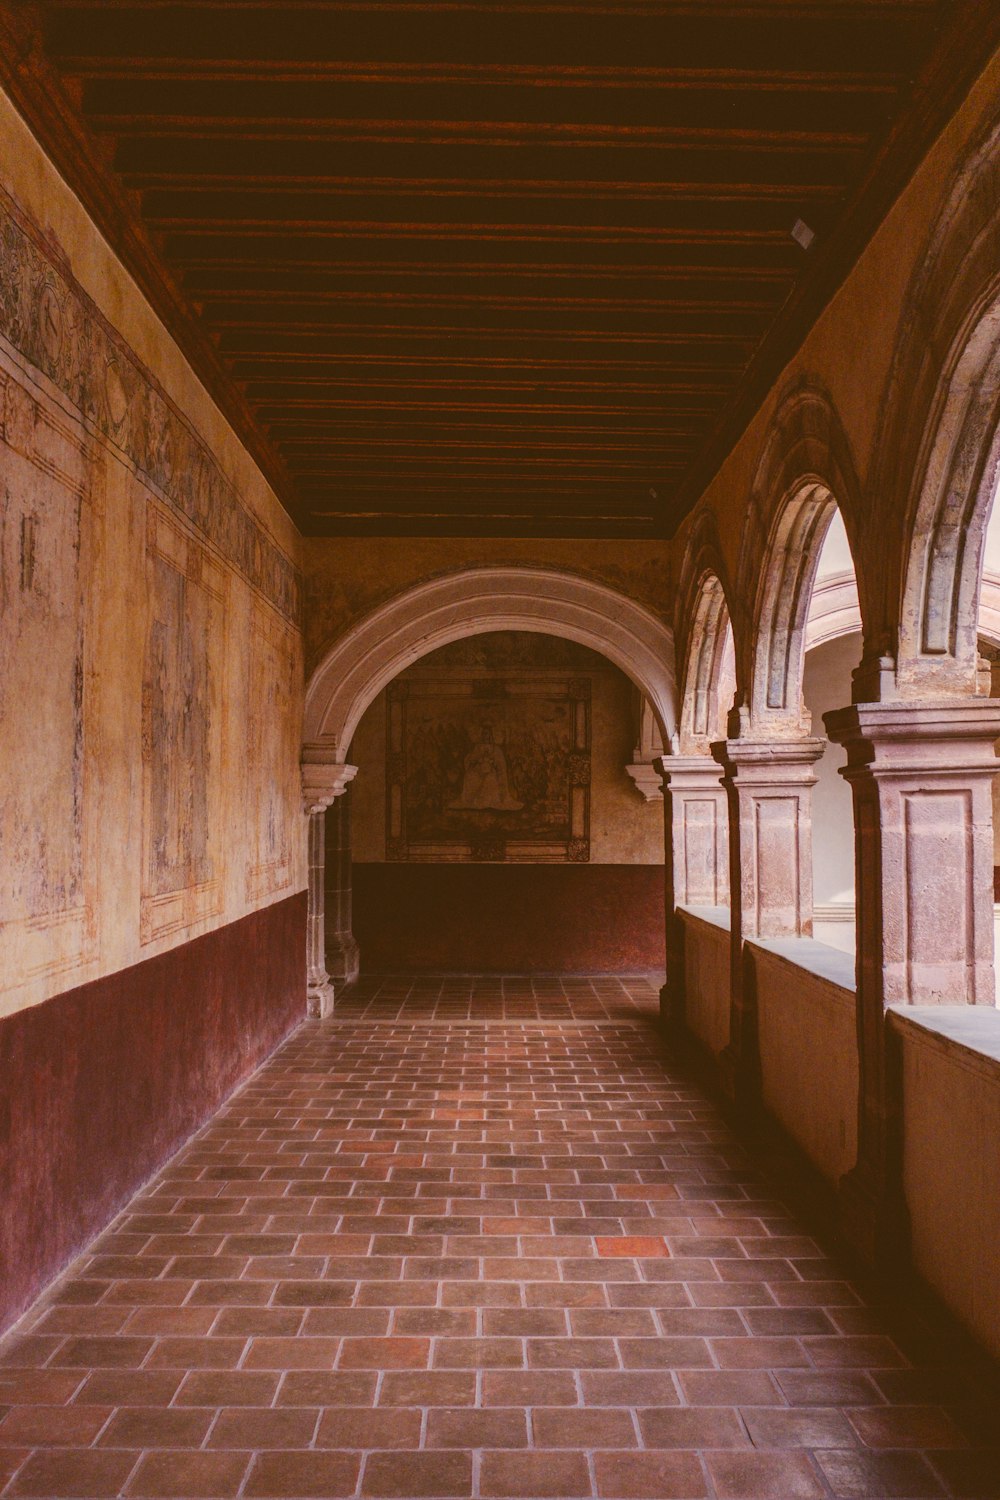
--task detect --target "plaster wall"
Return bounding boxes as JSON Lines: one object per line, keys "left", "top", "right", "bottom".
{"left": 894, "top": 1010, "right": 1000, "bottom": 1361}
{"left": 750, "top": 941, "right": 858, "bottom": 1184}
{"left": 0, "top": 90, "right": 306, "bottom": 1024}
{"left": 303, "top": 537, "right": 671, "bottom": 677}
{"left": 679, "top": 906, "right": 731, "bottom": 1058}
{"left": 0, "top": 88, "right": 307, "bottom": 1334}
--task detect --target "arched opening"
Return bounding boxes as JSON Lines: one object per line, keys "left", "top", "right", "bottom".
{"left": 803, "top": 508, "right": 862, "bottom": 953}
{"left": 663, "top": 567, "right": 736, "bottom": 1056}
{"left": 979, "top": 486, "right": 1000, "bottom": 1000}
{"left": 304, "top": 567, "right": 676, "bottom": 761}
{"left": 896, "top": 281, "right": 1000, "bottom": 698}
{"left": 347, "top": 630, "right": 666, "bottom": 975}
{"left": 678, "top": 572, "right": 736, "bottom": 756}
{"left": 889, "top": 266, "right": 1000, "bottom": 1006}
{"left": 749, "top": 484, "right": 858, "bottom": 739}
{"left": 303, "top": 568, "right": 678, "bottom": 998}
{"left": 745, "top": 487, "right": 863, "bottom": 945}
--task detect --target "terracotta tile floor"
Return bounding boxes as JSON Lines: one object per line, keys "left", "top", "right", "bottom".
{"left": 1, "top": 976, "right": 998, "bottom": 1498}
{"left": 333, "top": 976, "right": 659, "bottom": 1025}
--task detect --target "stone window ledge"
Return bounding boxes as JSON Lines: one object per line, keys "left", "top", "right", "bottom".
{"left": 889, "top": 1005, "right": 1000, "bottom": 1080}
{"left": 745, "top": 935, "right": 857, "bottom": 997}
{"left": 677, "top": 903, "right": 731, "bottom": 933}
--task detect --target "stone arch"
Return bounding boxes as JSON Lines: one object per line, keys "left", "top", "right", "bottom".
{"left": 673, "top": 511, "right": 740, "bottom": 754}
{"left": 738, "top": 380, "right": 864, "bottom": 735}
{"left": 804, "top": 572, "right": 862, "bottom": 653}
{"left": 676, "top": 570, "right": 736, "bottom": 757}
{"left": 303, "top": 566, "right": 678, "bottom": 765}
{"left": 680, "top": 577, "right": 735, "bottom": 755}
{"left": 872, "top": 107, "right": 1000, "bottom": 697}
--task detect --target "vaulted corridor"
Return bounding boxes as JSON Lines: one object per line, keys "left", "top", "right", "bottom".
{"left": 1, "top": 980, "right": 995, "bottom": 1500}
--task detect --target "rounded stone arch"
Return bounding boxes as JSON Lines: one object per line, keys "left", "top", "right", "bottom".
{"left": 303, "top": 566, "right": 678, "bottom": 762}
{"left": 872, "top": 110, "right": 1000, "bottom": 698}
{"left": 673, "top": 516, "right": 738, "bottom": 754}
{"left": 738, "top": 380, "right": 865, "bottom": 735}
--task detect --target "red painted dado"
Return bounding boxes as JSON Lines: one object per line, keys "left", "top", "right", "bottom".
{"left": 354, "top": 864, "right": 666, "bottom": 974}
{"left": 0, "top": 892, "right": 306, "bottom": 1336}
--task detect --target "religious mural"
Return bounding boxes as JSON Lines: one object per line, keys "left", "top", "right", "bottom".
{"left": 385, "top": 638, "right": 592, "bottom": 862}
{"left": 245, "top": 600, "right": 298, "bottom": 903}
{"left": 141, "top": 507, "right": 226, "bottom": 943}
{"left": 0, "top": 360, "right": 98, "bottom": 985}
{"left": 0, "top": 185, "right": 298, "bottom": 624}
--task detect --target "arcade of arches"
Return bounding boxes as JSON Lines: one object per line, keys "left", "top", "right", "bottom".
{"left": 8, "top": 12, "right": 1000, "bottom": 1497}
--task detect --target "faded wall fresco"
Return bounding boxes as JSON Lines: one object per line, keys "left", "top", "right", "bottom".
{"left": 0, "top": 364, "right": 98, "bottom": 987}
{"left": 0, "top": 189, "right": 297, "bottom": 624}
{"left": 140, "top": 509, "right": 227, "bottom": 943}
{"left": 0, "top": 165, "right": 304, "bottom": 1021}
{"left": 245, "top": 602, "right": 300, "bottom": 905}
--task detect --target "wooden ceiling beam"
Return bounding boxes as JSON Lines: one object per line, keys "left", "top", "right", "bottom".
{"left": 83, "top": 116, "right": 876, "bottom": 149}
{"left": 0, "top": 1, "right": 298, "bottom": 513}
{"left": 121, "top": 174, "right": 849, "bottom": 203}
{"left": 32, "top": 2, "right": 941, "bottom": 15}
{"left": 54, "top": 60, "right": 904, "bottom": 92}
{"left": 8, "top": 0, "right": 991, "bottom": 538}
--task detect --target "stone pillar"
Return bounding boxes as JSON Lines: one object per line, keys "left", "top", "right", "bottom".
{"left": 305, "top": 809, "right": 334, "bottom": 1019}
{"left": 301, "top": 757, "right": 358, "bottom": 1020}
{"left": 658, "top": 755, "right": 729, "bottom": 1029}
{"left": 712, "top": 737, "right": 825, "bottom": 1099}
{"left": 325, "top": 785, "right": 360, "bottom": 989}
{"left": 825, "top": 701, "right": 1000, "bottom": 1262}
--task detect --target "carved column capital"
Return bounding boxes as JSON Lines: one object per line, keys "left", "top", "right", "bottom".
{"left": 657, "top": 753, "right": 727, "bottom": 793}
{"left": 301, "top": 749, "right": 358, "bottom": 814}
{"left": 625, "top": 762, "right": 664, "bottom": 802}
{"left": 825, "top": 700, "right": 1000, "bottom": 775}
{"left": 712, "top": 735, "right": 825, "bottom": 783}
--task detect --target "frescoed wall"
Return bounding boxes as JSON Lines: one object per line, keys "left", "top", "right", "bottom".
{"left": 0, "top": 95, "right": 306, "bottom": 1334}
{"left": 0, "top": 142, "right": 304, "bottom": 1020}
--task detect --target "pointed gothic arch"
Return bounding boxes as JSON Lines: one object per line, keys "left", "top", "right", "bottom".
{"left": 738, "top": 382, "right": 864, "bottom": 735}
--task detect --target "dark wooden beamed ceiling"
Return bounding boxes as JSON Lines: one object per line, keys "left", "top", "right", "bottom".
{"left": 5, "top": 2, "right": 1000, "bottom": 537}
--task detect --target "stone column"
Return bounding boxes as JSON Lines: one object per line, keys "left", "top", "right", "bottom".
{"left": 825, "top": 701, "right": 1000, "bottom": 1262}
{"left": 305, "top": 809, "right": 334, "bottom": 1018}
{"left": 325, "top": 785, "right": 360, "bottom": 989}
{"left": 712, "top": 737, "right": 825, "bottom": 1100}
{"left": 658, "top": 755, "right": 729, "bottom": 1029}
{"left": 301, "top": 757, "right": 358, "bottom": 1019}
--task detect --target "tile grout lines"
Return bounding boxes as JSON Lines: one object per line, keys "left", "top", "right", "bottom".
{"left": 0, "top": 975, "right": 996, "bottom": 1498}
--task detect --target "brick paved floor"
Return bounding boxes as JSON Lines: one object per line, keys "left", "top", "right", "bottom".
{"left": 1, "top": 976, "right": 998, "bottom": 1498}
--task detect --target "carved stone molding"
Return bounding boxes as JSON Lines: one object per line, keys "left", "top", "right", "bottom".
{"left": 804, "top": 570, "right": 862, "bottom": 651}
{"left": 825, "top": 701, "right": 1000, "bottom": 1007}
{"left": 714, "top": 736, "right": 825, "bottom": 941}
{"left": 304, "top": 567, "right": 677, "bottom": 763}
{"left": 0, "top": 186, "right": 299, "bottom": 622}
{"left": 626, "top": 693, "right": 666, "bottom": 801}
{"left": 301, "top": 754, "right": 358, "bottom": 815}
{"left": 625, "top": 763, "right": 664, "bottom": 803}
